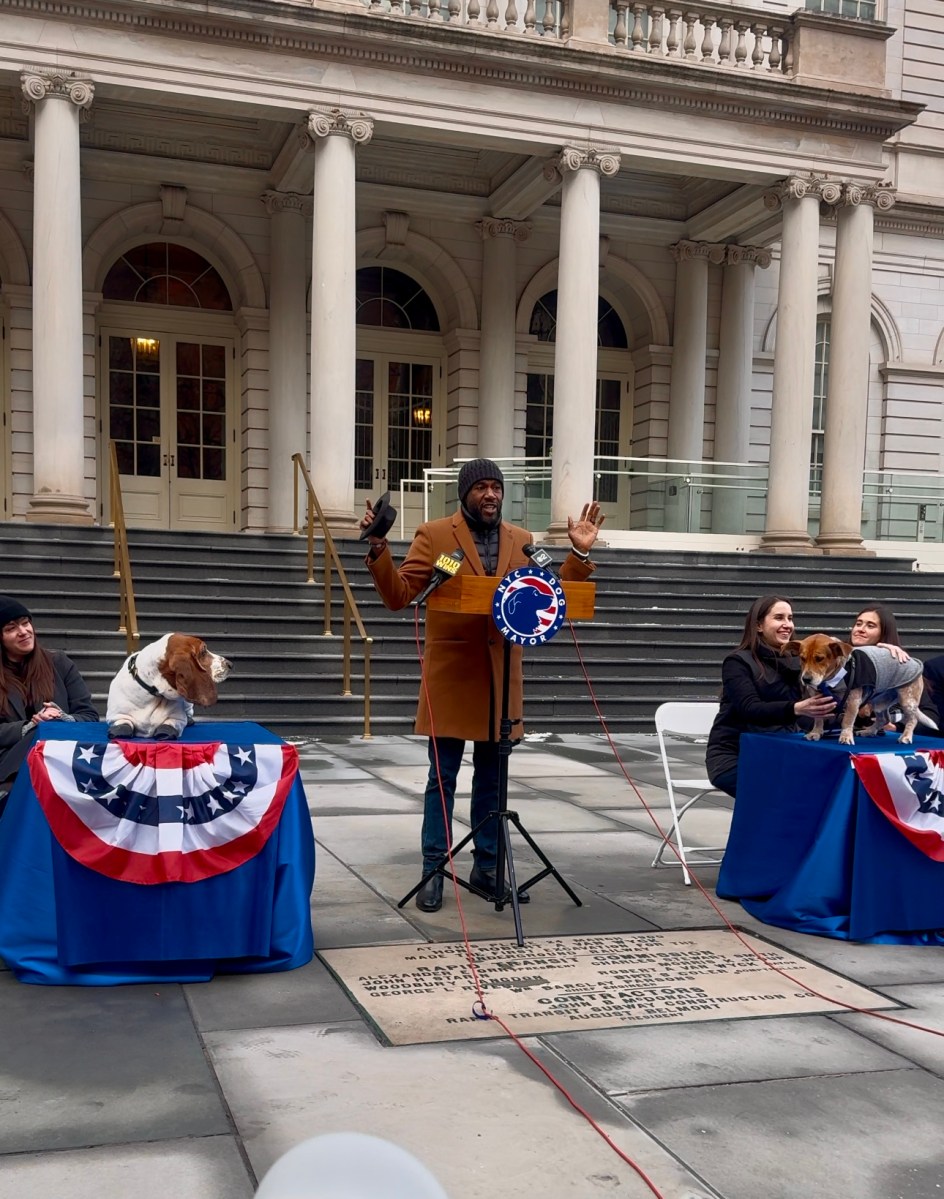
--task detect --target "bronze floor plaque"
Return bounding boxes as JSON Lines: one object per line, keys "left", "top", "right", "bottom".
{"left": 320, "top": 929, "right": 897, "bottom": 1046}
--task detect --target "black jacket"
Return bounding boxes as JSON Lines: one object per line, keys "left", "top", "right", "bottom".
{"left": 920, "top": 654, "right": 944, "bottom": 736}
{"left": 705, "top": 644, "right": 804, "bottom": 785}
{"left": 0, "top": 650, "right": 98, "bottom": 782}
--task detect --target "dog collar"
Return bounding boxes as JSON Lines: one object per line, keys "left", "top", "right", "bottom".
{"left": 127, "top": 653, "right": 163, "bottom": 699}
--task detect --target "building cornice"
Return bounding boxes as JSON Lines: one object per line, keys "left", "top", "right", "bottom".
{"left": 0, "top": 0, "right": 922, "bottom": 143}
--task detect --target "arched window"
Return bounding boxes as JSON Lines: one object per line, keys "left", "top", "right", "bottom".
{"left": 356, "top": 267, "right": 440, "bottom": 331}
{"left": 103, "top": 242, "right": 232, "bottom": 310}
{"left": 526, "top": 290, "right": 630, "bottom": 505}
{"left": 100, "top": 242, "right": 236, "bottom": 531}
{"left": 528, "top": 291, "right": 628, "bottom": 348}
{"left": 354, "top": 268, "right": 442, "bottom": 509}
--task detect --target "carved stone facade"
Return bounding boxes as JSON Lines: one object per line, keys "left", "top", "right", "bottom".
{"left": 0, "top": 0, "right": 942, "bottom": 562}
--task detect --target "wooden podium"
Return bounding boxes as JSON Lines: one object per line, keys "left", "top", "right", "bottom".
{"left": 400, "top": 570, "right": 596, "bottom": 946}
{"left": 426, "top": 574, "right": 595, "bottom": 621}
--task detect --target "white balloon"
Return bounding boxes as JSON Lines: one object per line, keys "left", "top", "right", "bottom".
{"left": 255, "top": 1131, "right": 449, "bottom": 1198}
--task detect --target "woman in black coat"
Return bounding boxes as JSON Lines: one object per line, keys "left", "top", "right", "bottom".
{"left": 706, "top": 595, "right": 836, "bottom": 798}
{"left": 0, "top": 596, "right": 98, "bottom": 792}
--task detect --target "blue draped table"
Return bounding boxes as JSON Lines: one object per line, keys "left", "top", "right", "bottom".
{"left": 717, "top": 731, "right": 944, "bottom": 944}
{"left": 0, "top": 722, "right": 315, "bottom": 984}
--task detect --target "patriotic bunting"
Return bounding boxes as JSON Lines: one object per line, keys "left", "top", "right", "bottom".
{"left": 852, "top": 750, "right": 944, "bottom": 862}
{"left": 29, "top": 738, "right": 299, "bottom": 884}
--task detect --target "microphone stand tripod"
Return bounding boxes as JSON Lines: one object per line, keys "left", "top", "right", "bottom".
{"left": 398, "top": 637, "right": 582, "bottom": 948}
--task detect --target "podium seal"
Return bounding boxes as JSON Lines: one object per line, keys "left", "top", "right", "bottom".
{"left": 492, "top": 565, "right": 567, "bottom": 646}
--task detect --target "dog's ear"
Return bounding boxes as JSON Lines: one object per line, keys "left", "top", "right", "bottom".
{"left": 163, "top": 637, "right": 218, "bottom": 707}
{"left": 830, "top": 640, "right": 854, "bottom": 663}
{"left": 781, "top": 640, "right": 802, "bottom": 657}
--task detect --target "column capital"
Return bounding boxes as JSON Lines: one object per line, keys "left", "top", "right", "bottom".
{"left": 476, "top": 217, "right": 531, "bottom": 243}
{"left": 838, "top": 181, "right": 896, "bottom": 211}
{"left": 725, "top": 244, "right": 772, "bottom": 268}
{"left": 306, "top": 107, "right": 373, "bottom": 145}
{"left": 671, "top": 239, "right": 727, "bottom": 266}
{"left": 261, "top": 190, "right": 311, "bottom": 217}
{"left": 763, "top": 174, "right": 842, "bottom": 211}
{"left": 557, "top": 145, "right": 621, "bottom": 178}
{"left": 21, "top": 70, "right": 94, "bottom": 115}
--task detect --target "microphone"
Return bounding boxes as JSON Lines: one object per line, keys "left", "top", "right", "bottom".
{"left": 413, "top": 547, "right": 466, "bottom": 606}
{"left": 523, "top": 543, "right": 558, "bottom": 577}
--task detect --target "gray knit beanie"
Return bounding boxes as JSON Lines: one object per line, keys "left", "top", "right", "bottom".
{"left": 0, "top": 597, "right": 30, "bottom": 628}
{"left": 457, "top": 458, "right": 504, "bottom": 503}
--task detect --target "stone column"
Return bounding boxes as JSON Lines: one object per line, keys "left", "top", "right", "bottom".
{"left": 21, "top": 70, "right": 94, "bottom": 524}
{"left": 548, "top": 145, "right": 620, "bottom": 541}
{"left": 759, "top": 176, "right": 837, "bottom": 553}
{"left": 666, "top": 240, "right": 724, "bottom": 532}
{"left": 476, "top": 217, "right": 530, "bottom": 460}
{"left": 816, "top": 183, "right": 894, "bottom": 556}
{"left": 263, "top": 191, "right": 310, "bottom": 532}
{"left": 712, "top": 244, "right": 771, "bottom": 534}
{"left": 306, "top": 108, "right": 373, "bottom": 536}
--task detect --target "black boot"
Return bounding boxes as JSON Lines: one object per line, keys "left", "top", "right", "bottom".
{"left": 415, "top": 874, "right": 444, "bottom": 912}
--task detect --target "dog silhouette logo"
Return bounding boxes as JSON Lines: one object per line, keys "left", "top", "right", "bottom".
{"left": 492, "top": 566, "right": 567, "bottom": 646}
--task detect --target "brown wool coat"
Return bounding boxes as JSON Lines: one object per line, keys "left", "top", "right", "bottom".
{"left": 367, "top": 511, "right": 594, "bottom": 742}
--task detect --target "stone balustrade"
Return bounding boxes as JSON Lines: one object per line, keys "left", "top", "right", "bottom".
{"left": 364, "top": 0, "right": 563, "bottom": 37}
{"left": 355, "top": 0, "right": 890, "bottom": 94}
{"left": 610, "top": 2, "right": 790, "bottom": 73}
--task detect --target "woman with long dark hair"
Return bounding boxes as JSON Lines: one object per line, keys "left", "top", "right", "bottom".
{"left": 0, "top": 596, "right": 97, "bottom": 793}
{"left": 849, "top": 603, "right": 905, "bottom": 653}
{"left": 705, "top": 595, "right": 836, "bottom": 798}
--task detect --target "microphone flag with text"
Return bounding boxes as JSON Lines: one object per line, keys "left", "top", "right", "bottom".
{"left": 413, "top": 547, "right": 466, "bottom": 606}
{"left": 522, "top": 543, "right": 558, "bottom": 577}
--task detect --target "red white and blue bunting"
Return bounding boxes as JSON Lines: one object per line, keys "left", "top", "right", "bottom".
{"left": 852, "top": 750, "right": 944, "bottom": 862}
{"left": 29, "top": 738, "right": 300, "bottom": 884}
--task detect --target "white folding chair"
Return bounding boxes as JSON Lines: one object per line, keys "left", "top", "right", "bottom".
{"left": 651, "top": 701, "right": 728, "bottom": 886}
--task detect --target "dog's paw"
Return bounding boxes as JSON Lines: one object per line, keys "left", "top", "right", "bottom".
{"left": 839, "top": 731, "right": 856, "bottom": 746}
{"left": 898, "top": 732, "right": 914, "bottom": 744}
{"left": 153, "top": 723, "right": 181, "bottom": 741}
{"left": 107, "top": 720, "right": 135, "bottom": 739}
{"left": 805, "top": 732, "right": 821, "bottom": 742}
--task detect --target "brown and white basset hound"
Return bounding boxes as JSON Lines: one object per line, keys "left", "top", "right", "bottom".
{"left": 106, "top": 633, "right": 232, "bottom": 739}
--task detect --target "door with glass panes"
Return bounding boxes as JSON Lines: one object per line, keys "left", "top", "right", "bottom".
{"left": 354, "top": 353, "right": 442, "bottom": 535}
{"left": 103, "top": 331, "right": 235, "bottom": 529}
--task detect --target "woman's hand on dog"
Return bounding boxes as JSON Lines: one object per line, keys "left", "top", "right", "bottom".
{"left": 795, "top": 694, "right": 837, "bottom": 719}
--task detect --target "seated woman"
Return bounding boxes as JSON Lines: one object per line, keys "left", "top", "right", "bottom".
{"left": 847, "top": 603, "right": 910, "bottom": 729}
{"left": 0, "top": 596, "right": 98, "bottom": 803}
{"left": 705, "top": 595, "right": 836, "bottom": 799}
{"left": 849, "top": 603, "right": 909, "bottom": 660}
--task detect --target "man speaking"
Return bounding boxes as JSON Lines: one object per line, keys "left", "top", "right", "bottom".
{"left": 361, "top": 458, "right": 604, "bottom": 912}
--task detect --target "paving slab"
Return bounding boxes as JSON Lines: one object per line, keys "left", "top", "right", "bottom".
{"left": 185, "top": 957, "right": 360, "bottom": 1032}
{"left": 834, "top": 983, "right": 944, "bottom": 1077}
{"left": 0, "top": 1137, "right": 255, "bottom": 1198}
{"left": 541, "top": 1012, "right": 911, "bottom": 1093}
{"left": 622, "top": 1068, "right": 944, "bottom": 1199}
{"left": 310, "top": 850, "right": 422, "bottom": 949}
{"left": 203, "top": 1020, "right": 719, "bottom": 1199}
{"left": 0, "top": 979, "right": 227, "bottom": 1153}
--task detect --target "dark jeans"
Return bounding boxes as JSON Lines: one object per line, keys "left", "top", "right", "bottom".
{"left": 422, "top": 737, "right": 500, "bottom": 873}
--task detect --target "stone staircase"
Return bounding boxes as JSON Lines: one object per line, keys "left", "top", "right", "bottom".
{"left": 2, "top": 521, "right": 944, "bottom": 739}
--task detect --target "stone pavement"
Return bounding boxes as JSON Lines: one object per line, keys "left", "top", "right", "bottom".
{"left": 1, "top": 732, "right": 944, "bottom": 1199}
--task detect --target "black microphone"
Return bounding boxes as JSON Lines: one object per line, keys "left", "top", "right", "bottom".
{"left": 523, "top": 543, "right": 558, "bottom": 577}
{"left": 413, "top": 547, "right": 466, "bottom": 606}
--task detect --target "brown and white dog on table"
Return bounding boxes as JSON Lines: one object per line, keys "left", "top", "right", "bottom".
{"left": 784, "top": 634, "right": 930, "bottom": 747}
{"left": 106, "top": 634, "right": 232, "bottom": 740}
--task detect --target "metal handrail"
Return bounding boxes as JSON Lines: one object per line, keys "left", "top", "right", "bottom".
{"left": 107, "top": 441, "right": 140, "bottom": 654}
{"left": 291, "top": 454, "right": 373, "bottom": 739}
